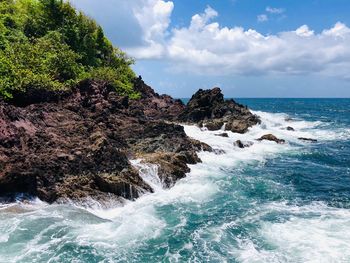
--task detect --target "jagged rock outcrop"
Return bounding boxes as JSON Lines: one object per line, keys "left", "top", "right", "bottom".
{"left": 178, "top": 87, "right": 260, "bottom": 133}
{"left": 0, "top": 80, "right": 259, "bottom": 204}
{"left": 132, "top": 76, "right": 185, "bottom": 121}
{"left": 0, "top": 79, "right": 201, "bottom": 203}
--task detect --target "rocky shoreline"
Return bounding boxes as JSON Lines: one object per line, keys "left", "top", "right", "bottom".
{"left": 0, "top": 77, "right": 259, "bottom": 203}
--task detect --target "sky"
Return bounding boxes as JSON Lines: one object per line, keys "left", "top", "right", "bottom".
{"left": 69, "top": 0, "right": 350, "bottom": 98}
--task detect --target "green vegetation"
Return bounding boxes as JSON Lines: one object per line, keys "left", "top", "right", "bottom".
{"left": 0, "top": 0, "right": 140, "bottom": 100}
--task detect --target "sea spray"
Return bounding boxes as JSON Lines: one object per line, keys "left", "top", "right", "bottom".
{"left": 1, "top": 99, "right": 350, "bottom": 262}
{"left": 130, "top": 160, "right": 163, "bottom": 192}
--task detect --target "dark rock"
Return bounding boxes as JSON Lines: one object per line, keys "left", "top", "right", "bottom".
{"left": 298, "top": 137, "right": 317, "bottom": 143}
{"left": 234, "top": 140, "right": 245, "bottom": 148}
{"left": 257, "top": 134, "right": 285, "bottom": 144}
{"left": 286, "top": 126, "right": 295, "bottom": 131}
{"left": 233, "top": 140, "right": 253, "bottom": 148}
{"left": 0, "top": 80, "right": 202, "bottom": 203}
{"left": 204, "top": 119, "right": 224, "bottom": 131}
{"left": 213, "top": 149, "right": 226, "bottom": 155}
{"left": 178, "top": 88, "right": 260, "bottom": 133}
{"left": 189, "top": 139, "right": 213, "bottom": 152}
{"left": 215, "top": 133, "right": 229, "bottom": 137}
{"left": 132, "top": 76, "right": 185, "bottom": 120}
{"left": 142, "top": 152, "right": 195, "bottom": 188}
{"left": 0, "top": 79, "right": 260, "bottom": 205}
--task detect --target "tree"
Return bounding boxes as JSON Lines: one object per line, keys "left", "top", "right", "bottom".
{"left": 0, "top": 0, "right": 140, "bottom": 100}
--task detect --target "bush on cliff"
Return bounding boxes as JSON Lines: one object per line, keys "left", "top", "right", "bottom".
{"left": 0, "top": 0, "right": 139, "bottom": 100}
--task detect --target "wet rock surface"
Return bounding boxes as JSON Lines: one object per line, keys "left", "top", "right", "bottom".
{"left": 215, "top": 133, "right": 229, "bottom": 138}
{"left": 179, "top": 87, "right": 260, "bottom": 133}
{"left": 0, "top": 79, "right": 258, "bottom": 203}
{"left": 298, "top": 137, "right": 318, "bottom": 143}
{"left": 233, "top": 140, "right": 253, "bottom": 148}
{"left": 257, "top": 134, "right": 286, "bottom": 144}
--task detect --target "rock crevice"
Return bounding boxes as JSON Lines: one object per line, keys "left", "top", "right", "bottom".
{"left": 0, "top": 79, "right": 258, "bottom": 203}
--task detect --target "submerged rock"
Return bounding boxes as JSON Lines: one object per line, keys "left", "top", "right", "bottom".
{"left": 215, "top": 133, "right": 229, "bottom": 137}
{"left": 286, "top": 126, "right": 295, "bottom": 131}
{"left": 213, "top": 149, "right": 226, "bottom": 155}
{"left": 257, "top": 134, "right": 286, "bottom": 144}
{"left": 298, "top": 137, "right": 318, "bottom": 143}
{"left": 234, "top": 140, "right": 245, "bottom": 149}
{"left": 233, "top": 140, "right": 253, "bottom": 148}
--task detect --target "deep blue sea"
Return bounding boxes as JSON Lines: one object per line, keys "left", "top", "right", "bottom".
{"left": 0, "top": 99, "right": 349, "bottom": 262}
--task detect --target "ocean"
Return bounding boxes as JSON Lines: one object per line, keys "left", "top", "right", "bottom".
{"left": 0, "top": 98, "right": 350, "bottom": 262}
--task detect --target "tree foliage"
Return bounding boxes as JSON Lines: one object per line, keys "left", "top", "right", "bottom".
{"left": 0, "top": 0, "right": 139, "bottom": 100}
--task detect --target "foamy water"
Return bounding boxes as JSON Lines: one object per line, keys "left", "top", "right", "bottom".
{"left": 0, "top": 99, "right": 349, "bottom": 262}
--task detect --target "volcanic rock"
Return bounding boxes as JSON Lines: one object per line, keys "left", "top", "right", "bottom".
{"left": 298, "top": 137, "right": 317, "bottom": 143}
{"left": 0, "top": 79, "right": 200, "bottom": 203}
{"left": 215, "top": 133, "right": 229, "bottom": 137}
{"left": 257, "top": 134, "right": 285, "bottom": 144}
{"left": 0, "top": 78, "right": 261, "bottom": 204}
{"left": 233, "top": 140, "right": 253, "bottom": 148}
{"left": 178, "top": 87, "right": 260, "bottom": 133}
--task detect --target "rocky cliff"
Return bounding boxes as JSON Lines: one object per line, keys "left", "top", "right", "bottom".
{"left": 0, "top": 78, "right": 259, "bottom": 203}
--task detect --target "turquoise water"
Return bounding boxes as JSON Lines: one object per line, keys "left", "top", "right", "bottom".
{"left": 1, "top": 99, "right": 350, "bottom": 262}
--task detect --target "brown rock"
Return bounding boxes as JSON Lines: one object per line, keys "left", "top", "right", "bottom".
{"left": 178, "top": 87, "right": 260, "bottom": 133}
{"left": 0, "top": 79, "right": 208, "bottom": 203}
{"left": 257, "top": 134, "right": 285, "bottom": 144}
{"left": 204, "top": 120, "right": 224, "bottom": 131}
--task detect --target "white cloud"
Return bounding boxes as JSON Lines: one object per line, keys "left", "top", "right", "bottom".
{"left": 126, "top": 0, "right": 174, "bottom": 59}
{"left": 257, "top": 14, "right": 268, "bottom": 23}
{"left": 295, "top": 25, "right": 314, "bottom": 37}
{"left": 162, "top": 10, "right": 350, "bottom": 79}
{"left": 165, "top": 17, "right": 350, "bottom": 79}
{"left": 70, "top": 1, "right": 350, "bottom": 80}
{"left": 266, "top": 6, "right": 285, "bottom": 14}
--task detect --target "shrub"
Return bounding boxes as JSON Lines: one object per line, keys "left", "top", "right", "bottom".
{"left": 0, "top": 0, "right": 139, "bottom": 100}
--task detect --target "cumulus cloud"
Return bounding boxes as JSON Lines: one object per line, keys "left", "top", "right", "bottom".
{"left": 70, "top": 1, "right": 350, "bottom": 79}
{"left": 127, "top": 0, "right": 174, "bottom": 59}
{"left": 132, "top": 6, "right": 350, "bottom": 79}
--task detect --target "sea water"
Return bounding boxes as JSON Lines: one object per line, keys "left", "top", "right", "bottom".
{"left": 0, "top": 98, "right": 349, "bottom": 263}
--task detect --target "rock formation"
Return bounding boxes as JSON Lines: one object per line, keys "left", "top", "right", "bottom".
{"left": 179, "top": 88, "right": 260, "bottom": 133}
{"left": 298, "top": 137, "right": 317, "bottom": 143}
{"left": 257, "top": 134, "right": 285, "bottom": 144}
{"left": 0, "top": 79, "right": 258, "bottom": 203}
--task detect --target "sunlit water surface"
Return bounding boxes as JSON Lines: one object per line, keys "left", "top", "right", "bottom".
{"left": 1, "top": 98, "right": 350, "bottom": 263}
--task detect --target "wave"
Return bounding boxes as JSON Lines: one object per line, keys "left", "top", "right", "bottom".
{"left": 0, "top": 110, "right": 349, "bottom": 262}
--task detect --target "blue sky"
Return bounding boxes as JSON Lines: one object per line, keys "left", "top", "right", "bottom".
{"left": 70, "top": 0, "right": 350, "bottom": 98}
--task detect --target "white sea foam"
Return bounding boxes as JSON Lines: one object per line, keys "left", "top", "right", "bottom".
{"left": 130, "top": 159, "right": 163, "bottom": 191}
{"left": 0, "top": 110, "right": 348, "bottom": 262}
{"left": 233, "top": 202, "right": 350, "bottom": 263}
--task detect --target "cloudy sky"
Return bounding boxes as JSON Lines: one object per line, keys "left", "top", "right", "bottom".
{"left": 69, "top": 0, "right": 350, "bottom": 98}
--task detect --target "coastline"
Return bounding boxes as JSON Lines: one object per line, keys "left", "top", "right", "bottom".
{"left": 1, "top": 104, "right": 350, "bottom": 261}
